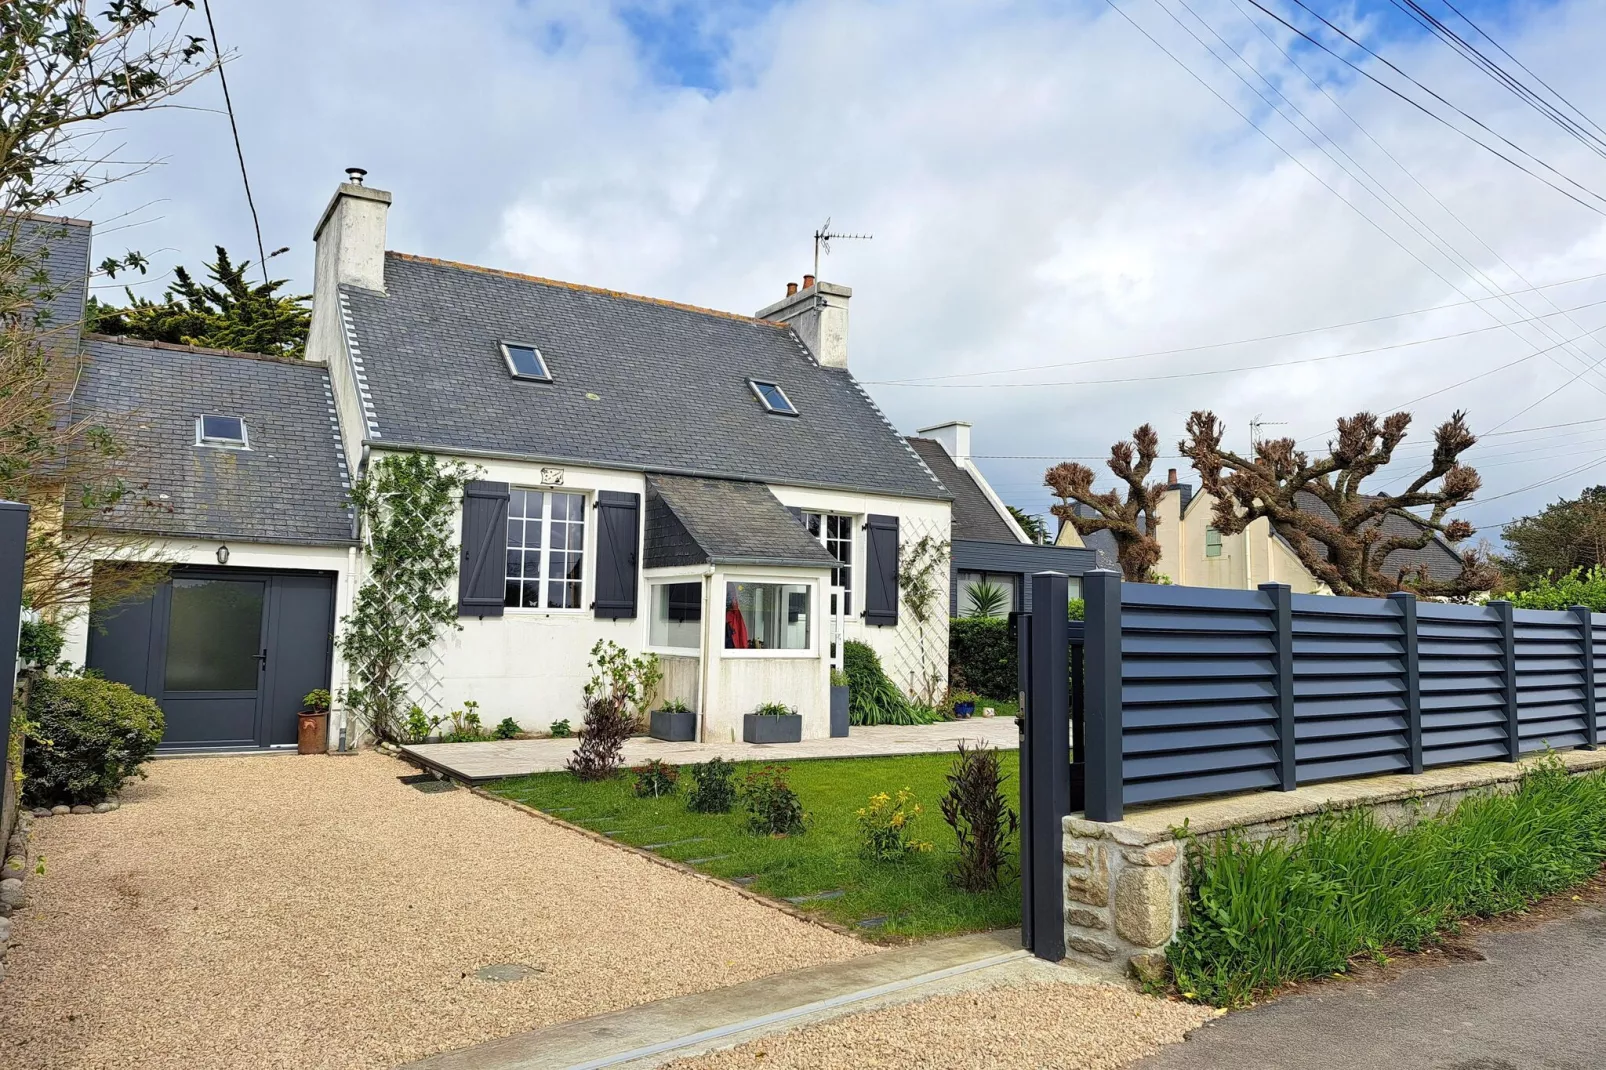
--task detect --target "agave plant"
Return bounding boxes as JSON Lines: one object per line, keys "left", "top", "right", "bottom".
{"left": 964, "top": 580, "right": 1010, "bottom": 618}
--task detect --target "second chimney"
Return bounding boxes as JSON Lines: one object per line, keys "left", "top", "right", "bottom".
{"left": 755, "top": 277, "right": 853, "bottom": 369}
{"left": 1168, "top": 468, "right": 1178, "bottom": 484}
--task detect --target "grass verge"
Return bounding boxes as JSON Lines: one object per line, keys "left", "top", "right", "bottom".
{"left": 1168, "top": 757, "right": 1606, "bottom": 1006}
{"left": 488, "top": 751, "right": 1021, "bottom": 941}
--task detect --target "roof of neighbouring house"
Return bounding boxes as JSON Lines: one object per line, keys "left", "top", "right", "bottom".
{"left": 338, "top": 253, "right": 951, "bottom": 501}
{"left": 72, "top": 335, "right": 356, "bottom": 546}
{"left": 644, "top": 474, "right": 838, "bottom": 570}
{"left": 904, "top": 437, "right": 1020, "bottom": 543}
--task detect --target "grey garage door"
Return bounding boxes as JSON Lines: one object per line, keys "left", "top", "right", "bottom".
{"left": 88, "top": 565, "right": 336, "bottom": 751}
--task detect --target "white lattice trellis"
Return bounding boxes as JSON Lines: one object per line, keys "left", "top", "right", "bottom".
{"left": 880, "top": 514, "right": 951, "bottom": 705}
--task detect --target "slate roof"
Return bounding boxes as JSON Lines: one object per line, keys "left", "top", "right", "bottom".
{"left": 11, "top": 213, "right": 90, "bottom": 352}
{"left": 73, "top": 336, "right": 356, "bottom": 545}
{"left": 1290, "top": 491, "right": 1466, "bottom": 583}
{"left": 905, "top": 438, "right": 1020, "bottom": 543}
{"left": 339, "top": 254, "right": 950, "bottom": 501}
{"left": 644, "top": 474, "right": 838, "bottom": 570}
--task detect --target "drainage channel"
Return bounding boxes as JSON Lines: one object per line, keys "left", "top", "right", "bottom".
{"left": 561, "top": 948, "right": 1027, "bottom": 1070}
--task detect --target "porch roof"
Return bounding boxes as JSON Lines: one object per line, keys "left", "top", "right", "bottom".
{"left": 644, "top": 474, "right": 837, "bottom": 571}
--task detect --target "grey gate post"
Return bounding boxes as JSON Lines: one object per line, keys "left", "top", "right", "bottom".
{"left": 1493, "top": 600, "right": 1518, "bottom": 760}
{"left": 1025, "top": 571, "right": 1069, "bottom": 961}
{"left": 0, "top": 501, "right": 29, "bottom": 772}
{"left": 1572, "top": 604, "right": 1597, "bottom": 749}
{"left": 1083, "top": 569, "right": 1123, "bottom": 822}
{"left": 1012, "top": 607, "right": 1034, "bottom": 954}
{"left": 1261, "top": 583, "right": 1296, "bottom": 791}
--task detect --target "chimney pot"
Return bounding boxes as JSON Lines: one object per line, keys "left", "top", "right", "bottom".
{"left": 802, "top": 274, "right": 816, "bottom": 289}
{"left": 1168, "top": 468, "right": 1178, "bottom": 484}
{"left": 345, "top": 167, "right": 367, "bottom": 186}
{"left": 786, "top": 281, "right": 798, "bottom": 297}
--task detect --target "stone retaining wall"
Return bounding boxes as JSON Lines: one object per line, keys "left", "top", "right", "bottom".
{"left": 1062, "top": 749, "right": 1606, "bottom": 980}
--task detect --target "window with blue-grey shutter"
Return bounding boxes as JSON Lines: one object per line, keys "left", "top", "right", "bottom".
{"left": 458, "top": 480, "right": 510, "bottom": 617}
{"left": 863, "top": 513, "right": 899, "bottom": 626}
{"left": 593, "top": 491, "right": 641, "bottom": 619}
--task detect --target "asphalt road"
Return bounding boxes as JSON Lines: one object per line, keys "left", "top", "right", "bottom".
{"left": 1137, "top": 899, "right": 1606, "bottom": 1070}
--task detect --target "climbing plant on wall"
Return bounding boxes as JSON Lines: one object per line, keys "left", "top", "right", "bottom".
{"left": 898, "top": 533, "right": 951, "bottom": 705}
{"left": 338, "top": 453, "right": 474, "bottom": 744}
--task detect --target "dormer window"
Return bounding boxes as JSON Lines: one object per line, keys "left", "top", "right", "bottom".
{"left": 749, "top": 379, "right": 797, "bottom": 416}
{"left": 196, "top": 414, "right": 248, "bottom": 449}
{"left": 501, "top": 341, "right": 552, "bottom": 381}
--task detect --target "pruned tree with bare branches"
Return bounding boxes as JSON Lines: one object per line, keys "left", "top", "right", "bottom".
{"left": 1178, "top": 410, "right": 1498, "bottom": 597}
{"left": 0, "top": 1, "right": 216, "bottom": 620}
{"left": 1045, "top": 424, "right": 1166, "bottom": 582}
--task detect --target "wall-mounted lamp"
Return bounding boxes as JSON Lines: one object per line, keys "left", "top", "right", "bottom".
{"left": 216, "top": 544, "right": 230, "bottom": 565}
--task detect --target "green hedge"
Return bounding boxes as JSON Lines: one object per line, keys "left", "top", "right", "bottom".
{"left": 1168, "top": 758, "right": 1606, "bottom": 1006}
{"left": 24, "top": 674, "right": 165, "bottom": 806}
{"left": 949, "top": 617, "right": 1015, "bottom": 701}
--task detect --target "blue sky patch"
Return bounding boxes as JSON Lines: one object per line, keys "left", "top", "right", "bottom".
{"left": 617, "top": 0, "right": 784, "bottom": 93}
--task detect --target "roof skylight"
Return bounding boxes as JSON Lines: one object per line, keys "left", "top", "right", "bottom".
{"left": 196, "top": 414, "right": 248, "bottom": 449}
{"left": 501, "top": 341, "right": 552, "bottom": 381}
{"left": 749, "top": 379, "right": 798, "bottom": 416}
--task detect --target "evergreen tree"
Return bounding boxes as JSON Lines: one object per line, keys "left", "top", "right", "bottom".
{"left": 89, "top": 246, "right": 310, "bottom": 358}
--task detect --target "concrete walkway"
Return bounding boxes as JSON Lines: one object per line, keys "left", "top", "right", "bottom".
{"left": 400, "top": 930, "right": 1037, "bottom": 1069}
{"left": 1136, "top": 894, "right": 1606, "bottom": 1070}
{"left": 403, "top": 719, "right": 1019, "bottom": 782}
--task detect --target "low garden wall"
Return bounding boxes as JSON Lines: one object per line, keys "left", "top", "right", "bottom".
{"left": 1061, "top": 748, "right": 1606, "bottom": 979}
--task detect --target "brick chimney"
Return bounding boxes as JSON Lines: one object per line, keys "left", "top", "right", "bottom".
{"left": 755, "top": 276, "right": 852, "bottom": 370}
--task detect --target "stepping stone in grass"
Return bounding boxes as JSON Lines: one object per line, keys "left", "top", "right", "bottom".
{"left": 732, "top": 875, "right": 758, "bottom": 886}
{"left": 857, "top": 915, "right": 889, "bottom": 929}
{"left": 784, "top": 889, "right": 846, "bottom": 905}
{"left": 641, "top": 837, "right": 707, "bottom": 850}
{"left": 682, "top": 855, "right": 730, "bottom": 865}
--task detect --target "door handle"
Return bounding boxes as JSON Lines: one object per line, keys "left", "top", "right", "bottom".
{"left": 254, "top": 649, "right": 268, "bottom": 670}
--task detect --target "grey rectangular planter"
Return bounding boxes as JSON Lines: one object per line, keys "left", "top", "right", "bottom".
{"left": 649, "top": 709, "right": 698, "bottom": 742}
{"left": 743, "top": 713, "right": 802, "bottom": 744}
{"left": 830, "top": 685, "right": 849, "bottom": 738}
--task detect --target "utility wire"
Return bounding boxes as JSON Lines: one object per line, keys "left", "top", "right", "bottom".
{"left": 1440, "top": 0, "right": 1606, "bottom": 143}
{"left": 202, "top": 0, "right": 269, "bottom": 284}
{"left": 1242, "top": 0, "right": 1606, "bottom": 214}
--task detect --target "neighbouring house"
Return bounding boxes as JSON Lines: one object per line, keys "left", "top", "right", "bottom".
{"left": 905, "top": 423, "right": 1093, "bottom": 613}
{"left": 1055, "top": 468, "right": 1467, "bottom": 593}
{"left": 55, "top": 176, "right": 964, "bottom": 749}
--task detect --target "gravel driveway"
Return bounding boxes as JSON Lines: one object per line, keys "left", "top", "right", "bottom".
{"left": 0, "top": 752, "right": 866, "bottom": 1069}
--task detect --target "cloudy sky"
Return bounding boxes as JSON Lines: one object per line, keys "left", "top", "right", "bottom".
{"left": 72, "top": 0, "right": 1606, "bottom": 546}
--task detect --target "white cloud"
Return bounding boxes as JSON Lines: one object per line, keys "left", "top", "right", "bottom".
{"left": 73, "top": 0, "right": 1606, "bottom": 541}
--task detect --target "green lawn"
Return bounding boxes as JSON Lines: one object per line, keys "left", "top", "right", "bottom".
{"left": 488, "top": 750, "right": 1022, "bottom": 942}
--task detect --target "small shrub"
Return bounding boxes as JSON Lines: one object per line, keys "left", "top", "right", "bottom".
{"left": 964, "top": 580, "right": 1010, "bottom": 618}
{"left": 302, "top": 688, "right": 331, "bottom": 713}
{"left": 493, "top": 717, "right": 521, "bottom": 740}
{"left": 947, "top": 617, "right": 1014, "bottom": 701}
{"left": 403, "top": 704, "right": 444, "bottom": 744}
{"left": 687, "top": 756, "right": 738, "bottom": 813}
{"left": 830, "top": 667, "right": 849, "bottom": 688}
{"left": 1511, "top": 566, "right": 1606, "bottom": 611}
{"left": 568, "top": 697, "right": 635, "bottom": 780}
{"left": 844, "top": 640, "right": 934, "bottom": 726}
{"left": 659, "top": 698, "right": 693, "bottom": 714}
{"left": 1068, "top": 598, "right": 1085, "bottom": 621}
{"left": 741, "top": 764, "right": 806, "bottom": 836}
{"left": 24, "top": 675, "right": 164, "bottom": 806}
{"left": 442, "top": 701, "right": 486, "bottom": 743}
{"left": 549, "top": 718, "right": 573, "bottom": 738}
{"left": 632, "top": 758, "right": 680, "bottom": 798}
{"left": 753, "top": 701, "right": 796, "bottom": 717}
{"left": 857, "top": 788, "right": 934, "bottom": 861}
{"left": 940, "top": 743, "right": 1019, "bottom": 891}
{"left": 568, "top": 640, "right": 660, "bottom": 780}
{"left": 17, "top": 616, "right": 65, "bottom": 672}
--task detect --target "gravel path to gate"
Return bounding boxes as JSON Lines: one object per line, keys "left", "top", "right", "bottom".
{"left": 665, "top": 980, "right": 1213, "bottom": 1069}
{"left": 0, "top": 752, "right": 867, "bottom": 1070}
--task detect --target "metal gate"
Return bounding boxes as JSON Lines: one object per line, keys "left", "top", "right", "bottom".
{"left": 1015, "top": 570, "right": 1079, "bottom": 961}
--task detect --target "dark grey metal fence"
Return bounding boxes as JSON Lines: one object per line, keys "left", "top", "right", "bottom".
{"left": 1030, "top": 568, "right": 1605, "bottom": 823}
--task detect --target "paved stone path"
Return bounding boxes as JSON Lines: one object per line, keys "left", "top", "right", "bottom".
{"left": 403, "top": 718, "right": 1019, "bottom": 782}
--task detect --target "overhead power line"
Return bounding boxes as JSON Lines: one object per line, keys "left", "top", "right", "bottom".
{"left": 1440, "top": 0, "right": 1606, "bottom": 143}
{"left": 202, "top": 0, "right": 269, "bottom": 284}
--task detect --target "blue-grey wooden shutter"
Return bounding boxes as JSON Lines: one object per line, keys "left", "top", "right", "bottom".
{"left": 458, "top": 480, "right": 510, "bottom": 617}
{"left": 593, "top": 491, "right": 640, "bottom": 619}
{"left": 863, "top": 513, "right": 899, "bottom": 626}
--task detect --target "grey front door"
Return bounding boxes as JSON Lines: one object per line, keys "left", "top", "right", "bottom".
{"left": 88, "top": 565, "right": 336, "bottom": 750}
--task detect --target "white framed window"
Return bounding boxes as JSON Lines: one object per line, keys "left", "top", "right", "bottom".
{"left": 749, "top": 379, "right": 798, "bottom": 416}
{"left": 1205, "top": 527, "right": 1223, "bottom": 558}
{"left": 801, "top": 511, "right": 853, "bottom": 613}
{"left": 724, "top": 580, "right": 812, "bottom": 653}
{"left": 649, "top": 581, "right": 703, "bottom": 650}
{"left": 196, "top": 414, "right": 248, "bottom": 449}
{"left": 500, "top": 341, "right": 552, "bottom": 381}
{"left": 505, "top": 488, "right": 586, "bottom": 609}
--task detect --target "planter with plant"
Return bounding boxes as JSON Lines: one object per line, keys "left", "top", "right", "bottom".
{"left": 950, "top": 689, "right": 979, "bottom": 719}
{"left": 743, "top": 701, "right": 802, "bottom": 744}
{"left": 297, "top": 689, "right": 332, "bottom": 754}
{"left": 830, "top": 668, "right": 850, "bottom": 738}
{"left": 649, "top": 698, "right": 698, "bottom": 742}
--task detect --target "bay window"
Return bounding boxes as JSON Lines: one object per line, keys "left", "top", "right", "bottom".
{"left": 505, "top": 489, "right": 586, "bottom": 609}
{"left": 649, "top": 581, "right": 703, "bottom": 649}
{"left": 724, "top": 581, "right": 811, "bottom": 651}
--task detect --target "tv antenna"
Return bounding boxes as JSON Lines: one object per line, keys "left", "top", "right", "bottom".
{"left": 1249, "top": 414, "right": 1287, "bottom": 452}
{"left": 813, "top": 217, "right": 873, "bottom": 280}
